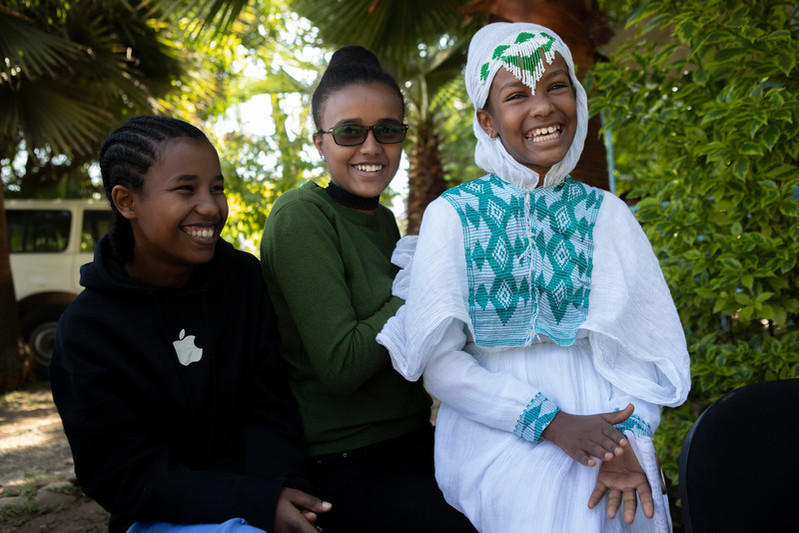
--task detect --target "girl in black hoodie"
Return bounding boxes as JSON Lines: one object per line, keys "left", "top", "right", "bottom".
{"left": 50, "top": 116, "right": 330, "bottom": 533}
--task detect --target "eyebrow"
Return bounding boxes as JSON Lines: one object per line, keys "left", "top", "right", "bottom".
{"left": 168, "top": 174, "right": 224, "bottom": 184}
{"left": 170, "top": 174, "right": 198, "bottom": 184}
{"left": 499, "top": 79, "right": 528, "bottom": 92}
{"left": 543, "top": 68, "right": 570, "bottom": 80}
{"left": 333, "top": 118, "right": 403, "bottom": 125}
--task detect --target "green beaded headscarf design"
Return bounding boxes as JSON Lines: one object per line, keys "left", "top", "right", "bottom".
{"left": 479, "top": 31, "right": 557, "bottom": 95}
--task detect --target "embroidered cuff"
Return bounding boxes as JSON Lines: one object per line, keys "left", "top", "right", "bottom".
{"left": 513, "top": 393, "right": 561, "bottom": 443}
{"left": 614, "top": 413, "right": 653, "bottom": 438}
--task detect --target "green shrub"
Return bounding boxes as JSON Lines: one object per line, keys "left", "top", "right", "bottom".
{"left": 589, "top": 0, "right": 799, "bottom": 526}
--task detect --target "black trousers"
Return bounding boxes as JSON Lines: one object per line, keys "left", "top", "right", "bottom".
{"left": 307, "top": 425, "right": 477, "bottom": 533}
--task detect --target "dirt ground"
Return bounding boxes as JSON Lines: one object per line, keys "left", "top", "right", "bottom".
{"left": 0, "top": 378, "right": 110, "bottom": 532}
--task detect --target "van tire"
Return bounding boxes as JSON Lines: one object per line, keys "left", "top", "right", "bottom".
{"left": 19, "top": 305, "right": 66, "bottom": 369}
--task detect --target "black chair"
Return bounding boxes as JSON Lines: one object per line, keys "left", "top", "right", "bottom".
{"left": 678, "top": 379, "right": 799, "bottom": 532}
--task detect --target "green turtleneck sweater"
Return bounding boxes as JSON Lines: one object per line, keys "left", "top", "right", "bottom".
{"left": 260, "top": 181, "right": 431, "bottom": 456}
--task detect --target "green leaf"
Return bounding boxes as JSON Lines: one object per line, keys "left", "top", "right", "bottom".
{"left": 770, "top": 108, "right": 794, "bottom": 124}
{"left": 654, "top": 43, "right": 679, "bottom": 65}
{"left": 769, "top": 277, "right": 789, "bottom": 290}
{"left": 720, "top": 257, "right": 743, "bottom": 270}
{"left": 626, "top": 2, "right": 664, "bottom": 28}
{"left": 642, "top": 13, "right": 674, "bottom": 36}
{"left": 701, "top": 108, "right": 727, "bottom": 124}
{"left": 732, "top": 158, "right": 750, "bottom": 180}
{"left": 714, "top": 47, "right": 751, "bottom": 63}
{"left": 739, "top": 142, "right": 764, "bottom": 156}
{"left": 772, "top": 307, "right": 788, "bottom": 326}
{"left": 735, "top": 293, "right": 751, "bottom": 305}
{"left": 764, "top": 30, "right": 792, "bottom": 42}
{"left": 766, "top": 164, "right": 798, "bottom": 182}
{"left": 774, "top": 52, "right": 796, "bottom": 76}
{"left": 695, "top": 288, "right": 717, "bottom": 299}
{"left": 755, "top": 292, "right": 775, "bottom": 304}
{"left": 748, "top": 120, "right": 763, "bottom": 139}
{"left": 712, "top": 298, "right": 730, "bottom": 313}
{"left": 693, "top": 66, "right": 708, "bottom": 86}
{"left": 779, "top": 200, "right": 799, "bottom": 217}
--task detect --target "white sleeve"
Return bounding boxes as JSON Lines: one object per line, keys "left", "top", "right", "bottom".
{"left": 584, "top": 193, "right": 691, "bottom": 408}
{"left": 380, "top": 199, "right": 559, "bottom": 441}
{"left": 423, "top": 320, "right": 552, "bottom": 436}
{"left": 378, "top": 198, "right": 471, "bottom": 381}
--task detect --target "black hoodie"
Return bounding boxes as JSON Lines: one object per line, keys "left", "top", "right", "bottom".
{"left": 50, "top": 236, "right": 308, "bottom": 532}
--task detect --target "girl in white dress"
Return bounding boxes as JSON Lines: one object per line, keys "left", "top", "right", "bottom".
{"left": 378, "top": 22, "right": 690, "bottom": 533}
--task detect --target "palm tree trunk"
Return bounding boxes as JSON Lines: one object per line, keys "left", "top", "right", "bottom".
{"left": 406, "top": 120, "right": 447, "bottom": 235}
{"left": 0, "top": 185, "right": 33, "bottom": 392}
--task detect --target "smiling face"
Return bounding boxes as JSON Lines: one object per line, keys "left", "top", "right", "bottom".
{"left": 313, "top": 81, "right": 405, "bottom": 202}
{"left": 477, "top": 53, "right": 577, "bottom": 178}
{"left": 113, "top": 137, "right": 228, "bottom": 287}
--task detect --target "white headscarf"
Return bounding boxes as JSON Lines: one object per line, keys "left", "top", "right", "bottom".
{"left": 465, "top": 22, "right": 588, "bottom": 189}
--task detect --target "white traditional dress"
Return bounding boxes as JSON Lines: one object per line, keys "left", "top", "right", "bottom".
{"left": 377, "top": 22, "right": 690, "bottom": 533}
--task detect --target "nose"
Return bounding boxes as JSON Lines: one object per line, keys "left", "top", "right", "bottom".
{"left": 359, "top": 128, "right": 383, "bottom": 154}
{"left": 529, "top": 93, "right": 554, "bottom": 117}
{"left": 195, "top": 190, "right": 222, "bottom": 216}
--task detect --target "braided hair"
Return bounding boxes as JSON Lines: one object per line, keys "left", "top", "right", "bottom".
{"left": 311, "top": 45, "right": 405, "bottom": 130}
{"left": 98, "top": 116, "right": 209, "bottom": 263}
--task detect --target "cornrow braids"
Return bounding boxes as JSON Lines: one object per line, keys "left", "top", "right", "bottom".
{"left": 98, "top": 116, "right": 209, "bottom": 263}
{"left": 311, "top": 45, "right": 405, "bottom": 130}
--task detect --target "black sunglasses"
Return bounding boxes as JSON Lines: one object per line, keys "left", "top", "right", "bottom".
{"left": 317, "top": 123, "right": 409, "bottom": 146}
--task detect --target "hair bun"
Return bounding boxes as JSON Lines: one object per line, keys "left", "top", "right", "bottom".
{"left": 327, "top": 45, "right": 381, "bottom": 70}
{"left": 311, "top": 44, "right": 404, "bottom": 128}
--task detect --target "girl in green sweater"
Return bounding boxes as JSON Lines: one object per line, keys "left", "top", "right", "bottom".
{"left": 260, "top": 46, "right": 476, "bottom": 533}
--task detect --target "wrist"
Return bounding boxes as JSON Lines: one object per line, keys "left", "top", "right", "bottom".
{"left": 513, "top": 393, "right": 561, "bottom": 443}
{"left": 614, "top": 413, "right": 653, "bottom": 438}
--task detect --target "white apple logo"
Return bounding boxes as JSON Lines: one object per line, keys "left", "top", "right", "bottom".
{"left": 173, "top": 329, "right": 203, "bottom": 366}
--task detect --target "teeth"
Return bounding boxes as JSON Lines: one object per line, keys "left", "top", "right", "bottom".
{"left": 531, "top": 132, "right": 559, "bottom": 142}
{"left": 186, "top": 227, "right": 215, "bottom": 238}
{"left": 533, "top": 126, "right": 558, "bottom": 135}
{"left": 355, "top": 164, "right": 382, "bottom": 172}
{"left": 526, "top": 125, "right": 561, "bottom": 142}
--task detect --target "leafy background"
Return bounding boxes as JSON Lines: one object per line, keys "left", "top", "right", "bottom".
{"left": 589, "top": 1, "right": 799, "bottom": 522}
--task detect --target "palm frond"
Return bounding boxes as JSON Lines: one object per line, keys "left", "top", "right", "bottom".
{"left": 238, "top": 69, "right": 313, "bottom": 99}
{"left": 293, "top": 0, "right": 475, "bottom": 66}
{"left": 0, "top": 12, "right": 79, "bottom": 80}
{"left": 142, "top": 0, "right": 253, "bottom": 35}
{"left": 0, "top": 79, "right": 112, "bottom": 156}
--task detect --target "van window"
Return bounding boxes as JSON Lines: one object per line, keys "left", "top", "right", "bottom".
{"left": 7, "top": 209, "right": 72, "bottom": 253}
{"left": 82, "top": 210, "right": 112, "bottom": 251}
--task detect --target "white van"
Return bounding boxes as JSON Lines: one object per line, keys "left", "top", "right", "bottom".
{"left": 5, "top": 198, "right": 112, "bottom": 368}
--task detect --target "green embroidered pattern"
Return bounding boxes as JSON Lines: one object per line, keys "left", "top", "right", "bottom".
{"left": 479, "top": 31, "right": 557, "bottom": 95}
{"left": 514, "top": 392, "right": 561, "bottom": 443}
{"left": 442, "top": 174, "right": 603, "bottom": 347}
{"left": 615, "top": 414, "right": 653, "bottom": 438}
